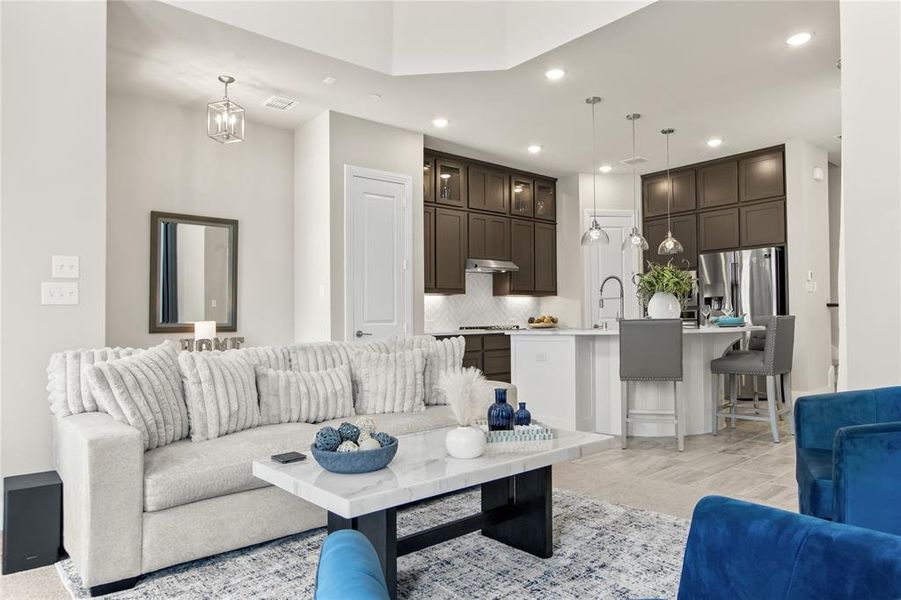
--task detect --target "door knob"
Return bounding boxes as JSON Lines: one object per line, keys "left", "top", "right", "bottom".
{"left": 355, "top": 330, "right": 372, "bottom": 338}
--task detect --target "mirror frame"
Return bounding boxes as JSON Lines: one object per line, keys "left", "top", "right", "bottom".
{"left": 149, "top": 211, "right": 239, "bottom": 334}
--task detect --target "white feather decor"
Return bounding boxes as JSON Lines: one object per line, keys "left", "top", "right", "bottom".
{"left": 436, "top": 367, "right": 490, "bottom": 426}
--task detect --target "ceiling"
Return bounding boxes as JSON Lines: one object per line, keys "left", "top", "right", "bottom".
{"left": 107, "top": 0, "right": 841, "bottom": 177}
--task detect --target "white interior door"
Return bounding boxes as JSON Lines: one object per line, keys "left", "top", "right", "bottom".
{"left": 583, "top": 210, "right": 641, "bottom": 327}
{"left": 345, "top": 166, "right": 413, "bottom": 341}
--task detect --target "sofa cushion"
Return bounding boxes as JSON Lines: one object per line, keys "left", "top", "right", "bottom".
{"left": 179, "top": 350, "right": 261, "bottom": 442}
{"left": 797, "top": 448, "right": 834, "bottom": 519}
{"left": 397, "top": 336, "right": 465, "bottom": 405}
{"left": 85, "top": 341, "right": 188, "bottom": 450}
{"left": 256, "top": 364, "right": 354, "bottom": 425}
{"left": 287, "top": 339, "right": 394, "bottom": 372}
{"left": 352, "top": 349, "right": 426, "bottom": 414}
{"left": 236, "top": 346, "right": 292, "bottom": 371}
{"left": 47, "top": 346, "right": 144, "bottom": 416}
{"left": 143, "top": 405, "right": 457, "bottom": 512}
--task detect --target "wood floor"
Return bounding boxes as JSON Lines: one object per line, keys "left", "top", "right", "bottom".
{"left": 0, "top": 420, "right": 796, "bottom": 599}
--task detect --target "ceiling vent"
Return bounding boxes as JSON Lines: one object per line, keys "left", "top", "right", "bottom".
{"left": 620, "top": 155, "right": 648, "bottom": 166}
{"left": 262, "top": 96, "right": 300, "bottom": 111}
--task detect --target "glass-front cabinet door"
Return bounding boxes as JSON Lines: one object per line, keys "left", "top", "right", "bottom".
{"left": 510, "top": 177, "right": 534, "bottom": 217}
{"left": 424, "top": 155, "right": 435, "bottom": 203}
{"left": 435, "top": 157, "right": 466, "bottom": 207}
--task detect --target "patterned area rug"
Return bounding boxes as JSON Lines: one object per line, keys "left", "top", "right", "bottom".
{"left": 57, "top": 490, "right": 688, "bottom": 599}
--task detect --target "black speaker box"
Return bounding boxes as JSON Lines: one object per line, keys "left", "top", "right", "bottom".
{"left": 3, "top": 470, "right": 63, "bottom": 575}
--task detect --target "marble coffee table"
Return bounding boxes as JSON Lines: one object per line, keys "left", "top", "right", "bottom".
{"left": 253, "top": 426, "right": 612, "bottom": 599}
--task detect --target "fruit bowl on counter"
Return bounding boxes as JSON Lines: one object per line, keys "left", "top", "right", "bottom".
{"left": 527, "top": 315, "right": 559, "bottom": 329}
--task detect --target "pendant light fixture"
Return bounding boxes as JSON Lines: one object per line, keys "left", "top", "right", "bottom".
{"left": 207, "top": 75, "right": 245, "bottom": 144}
{"left": 622, "top": 113, "right": 649, "bottom": 252}
{"left": 581, "top": 96, "right": 610, "bottom": 246}
{"left": 657, "top": 128, "right": 684, "bottom": 256}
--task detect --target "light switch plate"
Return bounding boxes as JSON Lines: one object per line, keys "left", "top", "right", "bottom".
{"left": 42, "top": 282, "right": 79, "bottom": 305}
{"left": 51, "top": 256, "right": 79, "bottom": 278}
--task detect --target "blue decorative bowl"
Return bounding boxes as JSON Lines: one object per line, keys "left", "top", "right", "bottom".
{"left": 310, "top": 437, "right": 398, "bottom": 474}
{"left": 716, "top": 316, "right": 746, "bottom": 327}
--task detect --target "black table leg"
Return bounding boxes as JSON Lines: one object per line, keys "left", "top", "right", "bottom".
{"left": 328, "top": 508, "right": 398, "bottom": 599}
{"left": 480, "top": 465, "right": 553, "bottom": 558}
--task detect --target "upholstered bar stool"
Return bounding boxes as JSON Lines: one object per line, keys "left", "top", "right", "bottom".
{"left": 711, "top": 315, "right": 795, "bottom": 442}
{"left": 620, "top": 319, "right": 684, "bottom": 451}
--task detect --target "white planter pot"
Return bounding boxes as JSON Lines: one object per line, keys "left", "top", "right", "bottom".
{"left": 647, "top": 292, "right": 681, "bottom": 319}
{"left": 444, "top": 426, "right": 486, "bottom": 459}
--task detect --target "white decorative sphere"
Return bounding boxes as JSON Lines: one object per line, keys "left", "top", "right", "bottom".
{"left": 336, "top": 440, "right": 359, "bottom": 453}
{"left": 445, "top": 426, "right": 486, "bottom": 459}
{"left": 354, "top": 417, "right": 377, "bottom": 435}
{"left": 358, "top": 437, "right": 382, "bottom": 451}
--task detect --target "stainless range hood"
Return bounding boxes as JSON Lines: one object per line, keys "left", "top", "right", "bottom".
{"left": 465, "top": 258, "right": 519, "bottom": 273}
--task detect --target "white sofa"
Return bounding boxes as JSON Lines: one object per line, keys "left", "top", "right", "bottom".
{"left": 50, "top": 339, "right": 505, "bottom": 594}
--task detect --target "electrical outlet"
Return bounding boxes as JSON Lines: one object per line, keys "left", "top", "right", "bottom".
{"left": 51, "top": 256, "right": 79, "bottom": 278}
{"left": 806, "top": 280, "right": 817, "bottom": 293}
{"left": 42, "top": 282, "right": 78, "bottom": 305}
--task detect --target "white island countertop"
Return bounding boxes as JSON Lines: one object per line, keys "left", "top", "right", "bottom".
{"left": 506, "top": 325, "right": 762, "bottom": 336}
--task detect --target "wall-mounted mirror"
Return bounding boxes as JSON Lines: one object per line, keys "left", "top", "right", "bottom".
{"left": 150, "top": 211, "right": 238, "bottom": 333}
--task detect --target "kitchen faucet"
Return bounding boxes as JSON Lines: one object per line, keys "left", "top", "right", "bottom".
{"left": 599, "top": 275, "right": 625, "bottom": 321}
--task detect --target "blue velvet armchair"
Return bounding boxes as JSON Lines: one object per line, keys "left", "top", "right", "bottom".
{"left": 794, "top": 386, "right": 901, "bottom": 535}
{"left": 679, "top": 496, "right": 901, "bottom": 599}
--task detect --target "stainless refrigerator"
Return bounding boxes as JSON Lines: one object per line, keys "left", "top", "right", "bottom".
{"left": 698, "top": 247, "right": 786, "bottom": 324}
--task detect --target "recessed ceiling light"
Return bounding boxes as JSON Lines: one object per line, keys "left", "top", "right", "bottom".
{"left": 545, "top": 68, "right": 566, "bottom": 80}
{"left": 322, "top": 76, "right": 337, "bottom": 84}
{"left": 432, "top": 117, "right": 449, "bottom": 128}
{"left": 527, "top": 144, "right": 542, "bottom": 154}
{"left": 786, "top": 32, "right": 812, "bottom": 46}
{"left": 369, "top": 93, "right": 382, "bottom": 100}
{"left": 707, "top": 137, "right": 723, "bottom": 148}
{"left": 599, "top": 165, "right": 613, "bottom": 173}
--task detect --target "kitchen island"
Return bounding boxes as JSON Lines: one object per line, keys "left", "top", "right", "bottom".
{"left": 506, "top": 325, "right": 761, "bottom": 437}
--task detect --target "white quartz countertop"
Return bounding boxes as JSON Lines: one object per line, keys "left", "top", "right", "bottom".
{"left": 253, "top": 426, "right": 611, "bottom": 518}
{"left": 506, "top": 325, "right": 763, "bottom": 336}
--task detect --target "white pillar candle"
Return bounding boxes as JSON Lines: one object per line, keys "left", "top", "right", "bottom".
{"left": 194, "top": 321, "right": 216, "bottom": 340}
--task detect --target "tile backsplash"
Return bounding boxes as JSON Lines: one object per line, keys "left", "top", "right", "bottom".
{"left": 424, "top": 273, "right": 540, "bottom": 332}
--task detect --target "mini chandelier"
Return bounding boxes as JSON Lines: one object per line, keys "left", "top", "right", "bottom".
{"left": 207, "top": 75, "right": 244, "bottom": 144}
{"left": 581, "top": 96, "right": 610, "bottom": 246}
{"left": 622, "top": 113, "right": 649, "bottom": 252}
{"left": 657, "top": 128, "right": 684, "bottom": 256}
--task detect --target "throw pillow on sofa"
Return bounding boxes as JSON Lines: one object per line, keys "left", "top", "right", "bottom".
{"left": 84, "top": 340, "right": 188, "bottom": 450}
{"left": 397, "top": 335, "right": 465, "bottom": 405}
{"left": 178, "top": 350, "right": 261, "bottom": 441}
{"left": 236, "top": 346, "right": 292, "bottom": 371}
{"left": 351, "top": 348, "right": 426, "bottom": 414}
{"left": 287, "top": 339, "right": 394, "bottom": 372}
{"left": 255, "top": 364, "right": 354, "bottom": 425}
{"left": 47, "top": 346, "right": 144, "bottom": 417}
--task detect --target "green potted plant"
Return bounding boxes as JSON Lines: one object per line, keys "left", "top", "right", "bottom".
{"left": 636, "top": 262, "right": 695, "bottom": 319}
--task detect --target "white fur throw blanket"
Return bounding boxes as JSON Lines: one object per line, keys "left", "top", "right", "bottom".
{"left": 351, "top": 348, "right": 426, "bottom": 414}
{"left": 256, "top": 364, "right": 354, "bottom": 425}
{"left": 84, "top": 341, "right": 188, "bottom": 450}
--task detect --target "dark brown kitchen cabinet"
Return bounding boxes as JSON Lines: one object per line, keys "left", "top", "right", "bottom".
{"left": 462, "top": 350, "right": 482, "bottom": 370}
{"left": 643, "top": 170, "right": 696, "bottom": 218}
{"left": 698, "top": 161, "right": 738, "bottom": 209}
{"left": 467, "top": 166, "right": 509, "bottom": 214}
{"left": 424, "top": 155, "right": 435, "bottom": 203}
{"left": 698, "top": 207, "right": 740, "bottom": 252}
{"left": 433, "top": 208, "right": 467, "bottom": 293}
{"left": 534, "top": 179, "right": 556, "bottom": 221}
{"left": 533, "top": 222, "right": 557, "bottom": 293}
{"left": 468, "top": 213, "right": 510, "bottom": 261}
{"left": 510, "top": 177, "right": 534, "bottom": 218}
{"left": 739, "top": 151, "right": 784, "bottom": 202}
{"left": 435, "top": 157, "right": 466, "bottom": 207}
{"left": 424, "top": 206, "right": 435, "bottom": 290}
{"left": 494, "top": 219, "right": 534, "bottom": 295}
{"left": 438, "top": 334, "right": 510, "bottom": 382}
{"left": 643, "top": 214, "right": 698, "bottom": 270}
{"left": 741, "top": 200, "right": 786, "bottom": 247}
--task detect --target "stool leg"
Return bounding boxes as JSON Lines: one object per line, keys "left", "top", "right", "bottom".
{"left": 752, "top": 376, "right": 761, "bottom": 413}
{"left": 784, "top": 372, "right": 795, "bottom": 435}
{"left": 674, "top": 381, "right": 684, "bottom": 452}
{"left": 766, "top": 376, "right": 781, "bottom": 443}
{"left": 621, "top": 381, "right": 629, "bottom": 449}
{"left": 729, "top": 374, "right": 738, "bottom": 429}
{"left": 712, "top": 374, "right": 719, "bottom": 436}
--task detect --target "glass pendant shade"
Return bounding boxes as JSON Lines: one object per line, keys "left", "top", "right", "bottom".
{"left": 207, "top": 76, "right": 244, "bottom": 144}
{"left": 624, "top": 113, "right": 649, "bottom": 254}
{"left": 622, "top": 226, "right": 650, "bottom": 251}
{"left": 658, "top": 230, "right": 684, "bottom": 255}
{"left": 581, "top": 219, "right": 610, "bottom": 245}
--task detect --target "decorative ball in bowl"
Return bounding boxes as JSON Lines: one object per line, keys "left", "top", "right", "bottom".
{"left": 310, "top": 422, "right": 398, "bottom": 474}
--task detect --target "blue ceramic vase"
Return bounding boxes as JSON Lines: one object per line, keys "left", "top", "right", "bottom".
{"left": 487, "top": 388, "right": 515, "bottom": 431}
{"left": 514, "top": 402, "right": 532, "bottom": 426}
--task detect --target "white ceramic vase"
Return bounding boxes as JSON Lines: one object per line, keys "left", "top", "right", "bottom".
{"left": 445, "top": 426, "right": 486, "bottom": 459}
{"left": 647, "top": 292, "right": 681, "bottom": 319}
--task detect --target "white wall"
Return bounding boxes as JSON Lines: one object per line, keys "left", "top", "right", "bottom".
{"left": 785, "top": 139, "right": 833, "bottom": 395}
{"left": 294, "top": 111, "right": 424, "bottom": 341}
{"left": 0, "top": 1, "right": 107, "bottom": 481}
{"left": 106, "top": 93, "right": 295, "bottom": 348}
{"left": 838, "top": 0, "right": 901, "bottom": 390}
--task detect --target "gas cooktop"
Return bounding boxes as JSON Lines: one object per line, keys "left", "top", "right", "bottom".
{"left": 458, "top": 325, "right": 521, "bottom": 331}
